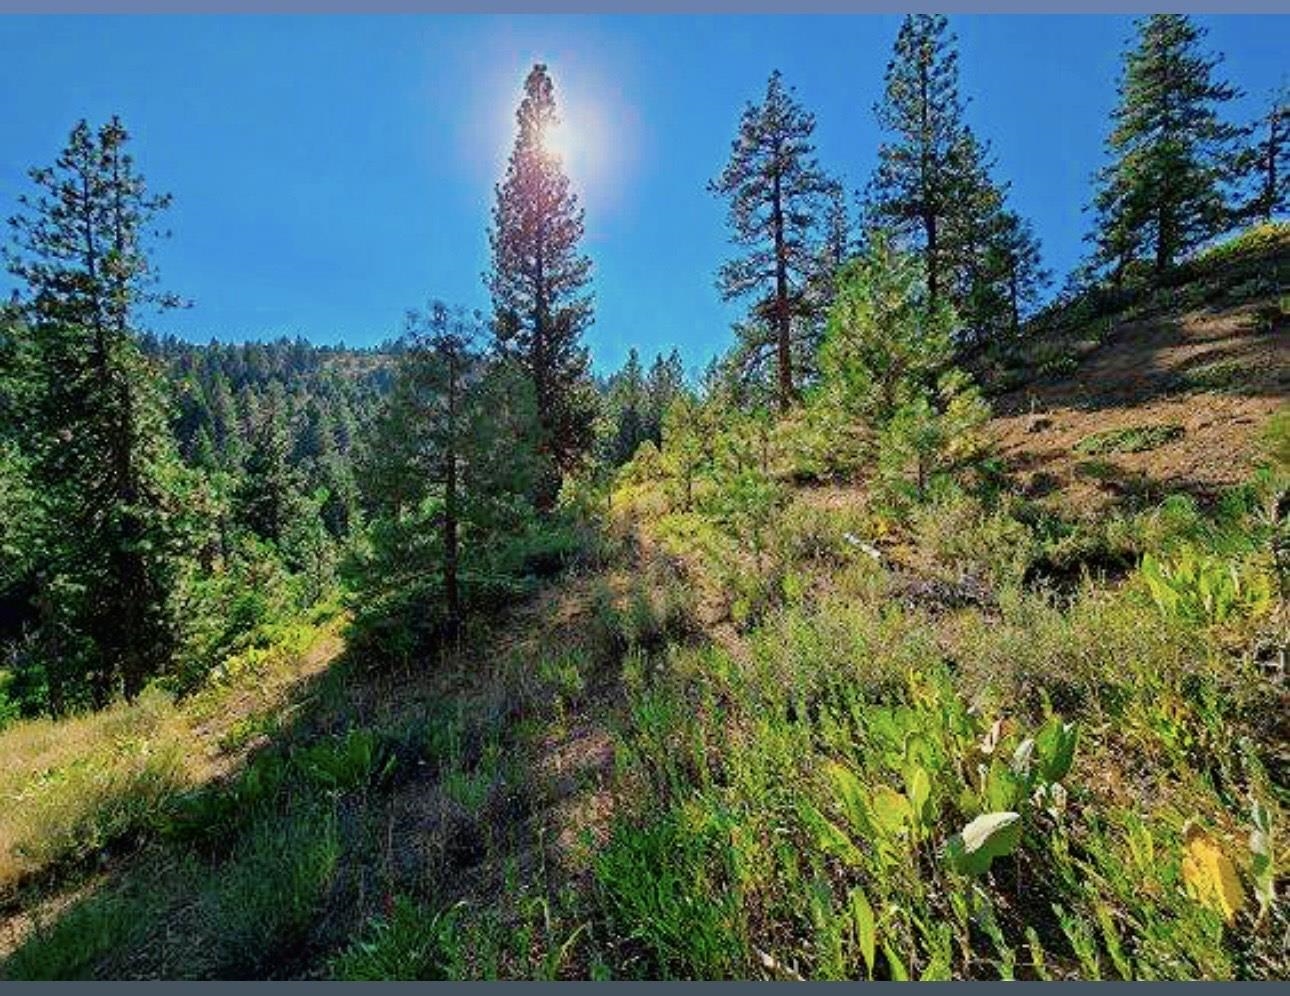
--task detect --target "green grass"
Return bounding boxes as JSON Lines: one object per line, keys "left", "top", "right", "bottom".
{"left": 3, "top": 884, "right": 158, "bottom": 980}
{"left": 328, "top": 896, "right": 463, "bottom": 980}
{"left": 195, "top": 804, "right": 342, "bottom": 976}
{"left": 1074, "top": 423, "right": 1184, "bottom": 456}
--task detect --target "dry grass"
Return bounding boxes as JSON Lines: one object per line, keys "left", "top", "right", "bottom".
{"left": 0, "top": 615, "right": 346, "bottom": 901}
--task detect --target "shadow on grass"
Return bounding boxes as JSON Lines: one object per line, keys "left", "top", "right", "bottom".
{"left": 2, "top": 538, "right": 675, "bottom": 980}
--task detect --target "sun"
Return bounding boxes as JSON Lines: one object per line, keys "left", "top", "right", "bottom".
{"left": 539, "top": 115, "right": 573, "bottom": 164}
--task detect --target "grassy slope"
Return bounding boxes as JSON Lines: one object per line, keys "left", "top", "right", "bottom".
{"left": 0, "top": 239, "right": 1286, "bottom": 980}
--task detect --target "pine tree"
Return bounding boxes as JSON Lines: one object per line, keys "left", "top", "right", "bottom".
{"left": 710, "top": 70, "right": 838, "bottom": 413}
{"left": 944, "top": 130, "right": 1010, "bottom": 344}
{"left": 819, "top": 230, "right": 954, "bottom": 423}
{"left": 643, "top": 348, "right": 686, "bottom": 444}
{"left": 1241, "top": 86, "right": 1288, "bottom": 224}
{"left": 659, "top": 391, "right": 708, "bottom": 512}
{"left": 989, "top": 211, "right": 1050, "bottom": 337}
{"left": 864, "top": 14, "right": 973, "bottom": 309}
{"left": 208, "top": 374, "right": 241, "bottom": 468}
{"left": 410, "top": 303, "right": 471, "bottom": 631}
{"left": 4, "top": 117, "right": 191, "bottom": 704}
{"left": 1088, "top": 14, "right": 1245, "bottom": 282}
{"left": 607, "top": 348, "right": 646, "bottom": 464}
{"left": 235, "top": 387, "right": 299, "bottom": 544}
{"left": 360, "top": 303, "right": 541, "bottom": 648}
{"left": 487, "top": 63, "right": 596, "bottom": 506}
{"left": 819, "top": 233, "right": 990, "bottom": 505}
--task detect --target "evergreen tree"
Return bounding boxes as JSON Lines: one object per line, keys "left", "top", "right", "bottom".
{"left": 643, "top": 348, "right": 686, "bottom": 444}
{"left": 819, "top": 232, "right": 991, "bottom": 505}
{"left": 487, "top": 63, "right": 596, "bottom": 505}
{"left": 1240, "top": 86, "right": 1288, "bottom": 224}
{"left": 358, "top": 303, "right": 541, "bottom": 654}
{"left": 944, "top": 130, "right": 1009, "bottom": 344}
{"left": 819, "top": 230, "right": 955, "bottom": 423}
{"left": 866, "top": 17, "right": 1045, "bottom": 346}
{"left": 4, "top": 117, "right": 192, "bottom": 704}
{"left": 659, "top": 391, "right": 708, "bottom": 512}
{"left": 235, "top": 387, "right": 299, "bottom": 544}
{"left": 864, "top": 14, "right": 973, "bottom": 309}
{"left": 989, "top": 211, "right": 1050, "bottom": 336}
{"left": 607, "top": 347, "right": 646, "bottom": 465}
{"left": 1087, "top": 14, "right": 1245, "bottom": 281}
{"left": 208, "top": 374, "right": 241, "bottom": 468}
{"left": 710, "top": 70, "right": 838, "bottom": 412}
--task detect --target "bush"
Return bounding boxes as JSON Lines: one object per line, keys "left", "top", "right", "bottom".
{"left": 1075, "top": 423, "right": 1184, "bottom": 456}
{"left": 912, "top": 493, "right": 1036, "bottom": 590}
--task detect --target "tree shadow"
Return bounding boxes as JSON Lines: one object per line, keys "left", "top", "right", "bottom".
{"left": 0, "top": 538, "right": 673, "bottom": 980}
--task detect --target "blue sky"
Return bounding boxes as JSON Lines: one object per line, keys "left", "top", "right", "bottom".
{"left": 0, "top": 15, "right": 1284, "bottom": 376}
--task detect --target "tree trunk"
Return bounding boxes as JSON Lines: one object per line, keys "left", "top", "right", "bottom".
{"left": 771, "top": 168, "right": 794, "bottom": 414}
{"left": 918, "top": 56, "right": 940, "bottom": 308}
{"left": 443, "top": 344, "right": 461, "bottom": 637}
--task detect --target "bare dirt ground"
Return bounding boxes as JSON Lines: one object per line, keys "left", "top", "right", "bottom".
{"left": 990, "top": 300, "right": 1286, "bottom": 514}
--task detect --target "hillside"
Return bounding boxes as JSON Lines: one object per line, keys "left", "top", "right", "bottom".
{"left": 1, "top": 245, "right": 1285, "bottom": 980}
{"left": 987, "top": 230, "right": 1287, "bottom": 517}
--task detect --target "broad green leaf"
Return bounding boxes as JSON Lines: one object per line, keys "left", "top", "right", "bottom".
{"left": 905, "top": 765, "right": 933, "bottom": 828}
{"left": 883, "top": 941, "right": 909, "bottom": 981}
{"left": 985, "top": 756, "right": 1025, "bottom": 811}
{"left": 1034, "top": 715, "right": 1077, "bottom": 785}
{"left": 848, "top": 886, "right": 876, "bottom": 979}
{"left": 801, "top": 803, "right": 864, "bottom": 868}
{"left": 946, "top": 811, "right": 1022, "bottom": 876}
{"left": 871, "top": 786, "right": 913, "bottom": 836}
{"left": 825, "top": 760, "right": 872, "bottom": 834}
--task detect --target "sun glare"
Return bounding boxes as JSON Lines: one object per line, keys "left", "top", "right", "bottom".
{"left": 539, "top": 116, "right": 572, "bottom": 164}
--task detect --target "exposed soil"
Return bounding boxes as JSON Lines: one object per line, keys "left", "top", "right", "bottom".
{"left": 990, "top": 300, "right": 1286, "bottom": 514}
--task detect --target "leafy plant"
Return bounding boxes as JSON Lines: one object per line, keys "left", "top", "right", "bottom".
{"left": 945, "top": 811, "right": 1023, "bottom": 876}
{"left": 1140, "top": 549, "right": 1273, "bottom": 625}
{"left": 292, "top": 728, "right": 397, "bottom": 792}
{"left": 1075, "top": 423, "right": 1184, "bottom": 456}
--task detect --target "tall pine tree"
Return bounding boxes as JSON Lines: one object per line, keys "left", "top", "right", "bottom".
{"left": 864, "top": 14, "right": 972, "bottom": 309}
{"left": 710, "top": 70, "right": 838, "bottom": 413}
{"left": 487, "top": 63, "right": 596, "bottom": 507}
{"left": 4, "top": 118, "right": 192, "bottom": 705}
{"left": 1240, "top": 86, "right": 1288, "bottom": 224}
{"left": 1087, "top": 14, "right": 1244, "bottom": 282}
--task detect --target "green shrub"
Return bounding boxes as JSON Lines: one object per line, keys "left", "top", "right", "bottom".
{"left": 912, "top": 493, "right": 1036, "bottom": 589}
{"left": 329, "top": 896, "right": 463, "bottom": 980}
{"left": 1139, "top": 549, "right": 1274, "bottom": 626}
{"left": 1075, "top": 424, "right": 1184, "bottom": 456}
{"left": 0, "top": 669, "right": 18, "bottom": 731}
{"left": 293, "top": 728, "right": 397, "bottom": 792}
